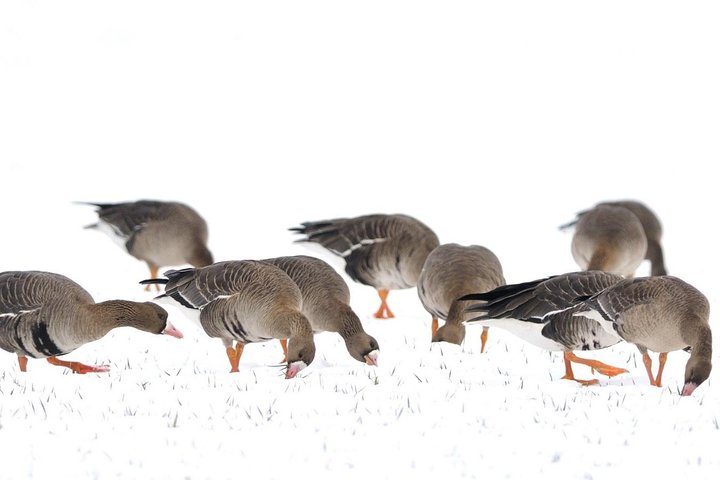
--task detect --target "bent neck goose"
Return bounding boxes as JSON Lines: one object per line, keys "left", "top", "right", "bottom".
{"left": 0, "top": 271, "right": 182, "bottom": 374}
{"left": 578, "top": 275, "right": 711, "bottom": 395}
{"left": 142, "top": 260, "right": 316, "bottom": 378}
{"left": 290, "top": 214, "right": 440, "bottom": 319}
{"left": 81, "top": 200, "right": 213, "bottom": 288}
{"left": 568, "top": 204, "right": 647, "bottom": 277}
{"left": 417, "top": 243, "right": 505, "bottom": 352}
{"left": 464, "top": 272, "right": 712, "bottom": 394}
{"left": 463, "top": 271, "right": 627, "bottom": 385}
{"left": 561, "top": 200, "right": 666, "bottom": 276}
{"left": 262, "top": 255, "right": 379, "bottom": 366}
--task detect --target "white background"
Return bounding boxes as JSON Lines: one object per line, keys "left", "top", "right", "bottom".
{"left": 2, "top": 1, "right": 719, "bottom": 478}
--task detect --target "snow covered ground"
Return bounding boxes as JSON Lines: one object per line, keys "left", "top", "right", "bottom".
{"left": 2, "top": 1, "right": 720, "bottom": 479}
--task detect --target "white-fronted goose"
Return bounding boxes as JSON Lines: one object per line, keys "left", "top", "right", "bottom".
{"left": 464, "top": 273, "right": 712, "bottom": 395}
{"left": 567, "top": 204, "right": 647, "bottom": 277}
{"left": 463, "top": 271, "right": 627, "bottom": 384}
{"left": 290, "top": 214, "right": 440, "bottom": 319}
{"left": 561, "top": 200, "right": 666, "bottom": 275}
{"left": 262, "top": 255, "right": 379, "bottom": 366}
{"left": 0, "top": 271, "right": 182, "bottom": 373}
{"left": 81, "top": 200, "right": 213, "bottom": 288}
{"left": 142, "top": 261, "right": 316, "bottom": 378}
{"left": 417, "top": 243, "right": 505, "bottom": 352}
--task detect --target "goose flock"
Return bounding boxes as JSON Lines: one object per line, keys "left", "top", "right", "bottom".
{"left": 0, "top": 199, "right": 711, "bottom": 396}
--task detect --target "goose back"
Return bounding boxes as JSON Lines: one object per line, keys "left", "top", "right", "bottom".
{"left": 291, "top": 214, "right": 440, "bottom": 290}
{"left": 571, "top": 205, "right": 647, "bottom": 276}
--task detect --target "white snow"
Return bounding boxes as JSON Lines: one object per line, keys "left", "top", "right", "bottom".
{"left": 2, "top": 1, "right": 720, "bottom": 479}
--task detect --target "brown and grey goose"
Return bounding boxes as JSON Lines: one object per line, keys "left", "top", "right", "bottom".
{"left": 290, "top": 214, "right": 440, "bottom": 319}
{"left": 81, "top": 200, "right": 213, "bottom": 288}
{"left": 0, "top": 270, "right": 182, "bottom": 373}
{"left": 262, "top": 255, "right": 379, "bottom": 366}
{"left": 565, "top": 204, "right": 647, "bottom": 277}
{"left": 561, "top": 200, "right": 666, "bottom": 275}
{"left": 417, "top": 243, "right": 505, "bottom": 352}
{"left": 142, "top": 260, "right": 316, "bottom": 378}
{"left": 463, "top": 272, "right": 712, "bottom": 395}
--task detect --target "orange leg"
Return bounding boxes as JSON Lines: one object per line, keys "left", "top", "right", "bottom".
{"left": 561, "top": 352, "right": 599, "bottom": 386}
{"left": 654, "top": 352, "right": 668, "bottom": 387}
{"left": 279, "top": 338, "right": 288, "bottom": 363}
{"left": 566, "top": 351, "right": 627, "bottom": 378}
{"left": 226, "top": 342, "right": 245, "bottom": 373}
{"left": 431, "top": 317, "right": 438, "bottom": 337}
{"left": 144, "top": 264, "right": 160, "bottom": 292}
{"left": 373, "top": 289, "right": 395, "bottom": 319}
{"left": 46, "top": 357, "right": 110, "bottom": 374}
{"left": 561, "top": 352, "right": 627, "bottom": 385}
{"left": 642, "top": 351, "right": 655, "bottom": 385}
{"left": 480, "top": 327, "right": 489, "bottom": 353}
{"left": 18, "top": 355, "right": 28, "bottom": 372}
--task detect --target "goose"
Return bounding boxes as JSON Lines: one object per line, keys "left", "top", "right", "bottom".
{"left": 462, "top": 271, "right": 627, "bottom": 384}
{"left": 463, "top": 272, "right": 712, "bottom": 395}
{"left": 561, "top": 200, "right": 666, "bottom": 275}
{"left": 142, "top": 260, "right": 316, "bottom": 378}
{"left": 417, "top": 244, "right": 505, "bottom": 352}
{"left": 0, "top": 270, "right": 182, "bottom": 373}
{"left": 290, "top": 214, "right": 440, "bottom": 318}
{"left": 262, "top": 255, "right": 379, "bottom": 366}
{"left": 80, "top": 200, "right": 213, "bottom": 288}
{"left": 566, "top": 204, "right": 647, "bottom": 277}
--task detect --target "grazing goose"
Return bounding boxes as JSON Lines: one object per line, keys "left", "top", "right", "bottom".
{"left": 561, "top": 200, "right": 666, "bottom": 275}
{"left": 417, "top": 244, "right": 505, "bottom": 352}
{"left": 290, "top": 214, "right": 440, "bottom": 319}
{"left": 567, "top": 204, "right": 647, "bottom": 277}
{"left": 262, "top": 255, "right": 379, "bottom": 366}
{"left": 464, "top": 273, "right": 712, "bottom": 395}
{"left": 81, "top": 200, "right": 213, "bottom": 288}
{"left": 463, "top": 271, "right": 627, "bottom": 385}
{"left": 0, "top": 271, "right": 182, "bottom": 373}
{"left": 142, "top": 261, "right": 316, "bottom": 378}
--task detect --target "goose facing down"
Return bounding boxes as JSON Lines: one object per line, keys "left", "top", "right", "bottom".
{"left": 81, "top": 200, "right": 213, "bottom": 288}
{"left": 142, "top": 261, "right": 316, "bottom": 379}
{"left": 561, "top": 200, "right": 666, "bottom": 276}
{"left": 290, "top": 214, "right": 440, "bottom": 319}
{"left": 0, "top": 271, "right": 182, "bottom": 373}
{"left": 262, "top": 255, "right": 379, "bottom": 366}
{"left": 417, "top": 244, "right": 505, "bottom": 352}
{"left": 462, "top": 271, "right": 627, "bottom": 385}
{"left": 464, "top": 272, "right": 712, "bottom": 395}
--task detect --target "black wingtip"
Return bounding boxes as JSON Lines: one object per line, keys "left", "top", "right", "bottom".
{"left": 139, "top": 278, "right": 169, "bottom": 285}
{"left": 558, "top": 219, "right": 577, "bottom": 231}
{"left": 458, "top": 292, "right": 491, "bottom": 302}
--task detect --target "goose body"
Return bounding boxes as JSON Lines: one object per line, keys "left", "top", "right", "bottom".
{"left": 290, "top": 214, "right": 440, "bottom": 318}
{"left": 417, "top": 243, "right": 505, "bottom": 349}
{"left": 464, "top": 272, "right": 712, "bottom": 394}
{"left": 262, "top": 255, "right": 379, "bottom": 365}
{"left": 570, "top": 204, "right": 647, "bottom": 277}
{"left": 0, "top": 271, "right": 181, "bottom": 373}
{"left": 82, "top": 200, "right": 213, "bottom": 282}
{"left": 563, "top": 200, "right": 666, "bottom": 276}
{"left": 145, "top": 260, "right": 316, "bottom": 378}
